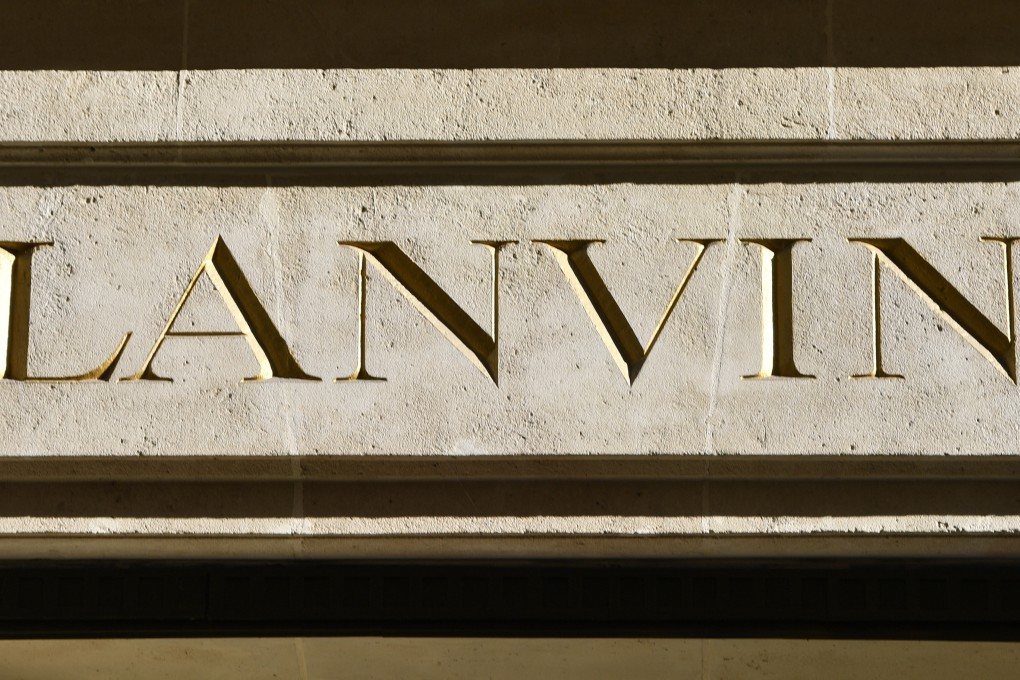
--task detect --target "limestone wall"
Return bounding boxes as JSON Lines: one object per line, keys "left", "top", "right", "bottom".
{"left": 1, "top": 3, "right": 1019, "bottom": 558}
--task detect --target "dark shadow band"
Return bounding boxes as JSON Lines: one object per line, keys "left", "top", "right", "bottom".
{"left": 3, "top": 141, "right": 1020, "bottom": 186}
{"left": 0, "top": 559, "right": 1019, "bottom": 639}
{"left": 3, "top": 1, "right": 1020, "bottom": 69}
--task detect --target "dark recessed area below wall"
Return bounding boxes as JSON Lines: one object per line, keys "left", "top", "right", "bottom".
{"left": 2, "top": 560, "right": 1020, "bottom": 640}
{"left": 1, "top": 0, "right": 1019, "bottom": 70}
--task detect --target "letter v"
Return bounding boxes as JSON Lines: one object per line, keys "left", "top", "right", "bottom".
{"left": 534, "top": 239, "right": 720, "bottom": 385}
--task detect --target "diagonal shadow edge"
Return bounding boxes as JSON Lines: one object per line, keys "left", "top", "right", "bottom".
{"left": 2, "top": 141, "right": 1020, "bottom": 186}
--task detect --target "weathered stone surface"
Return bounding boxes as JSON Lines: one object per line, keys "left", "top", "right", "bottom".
{"left": 0, "top": 69, "right": 830, "bottom": 141}
{"left": 178, "top": 69, "right": 829, "bottom": 140}
{"left": 0, "top": 182, "right": 1018, "bottom": 457}
{"left": 835, "top": 67, "right": 1020, "bottom": 139}
{"left": 3, "top": 66, "right": 1020, "bottom": 555}
{"left": 0, "top": 71, "right": 178, "bottom": 141}
{"left": 6, "top": 68, "right": 1020, "bottom": 143}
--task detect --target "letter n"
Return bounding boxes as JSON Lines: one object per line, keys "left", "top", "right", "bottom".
{"left": 337, "top": 240, "right": 514, "bottom": 385}
{"left": 850, "top": 237, "right": 1017, "bottom": 382}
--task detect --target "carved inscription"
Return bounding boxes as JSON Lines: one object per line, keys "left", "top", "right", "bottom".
{"left": 742, "top": 239, "right": 814, "bottom": 380}
{"left": 535, "top": 239, "right": 718, "bottom": 385}
{"left": 0, "top": 235, "right": 1015, "bottom": 385}
{"left": 0, "top": 241, "right": 130, "bottom": 381}
{"left": 337, "top": 240, "right": 514, "bottom": 385}
{"left": 850, "top": 237, "right": 1017, "bottom": 382}
{"left": 121, "top": 237, "right": 318, "bottom": 382}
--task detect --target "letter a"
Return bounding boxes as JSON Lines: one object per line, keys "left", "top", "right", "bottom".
{"left": 123, "top": 237, "right": 318, "bottom": 382}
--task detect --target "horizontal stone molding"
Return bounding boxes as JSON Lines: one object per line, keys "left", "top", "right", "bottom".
{"left": 4, "top": 141, "right": 1020, "bottom": 185}
{"left": 0, "top": 469, "right": 1015, "bottom": 557}
{"left": 1, "top": 455, "right": 1020, "bottom": 480}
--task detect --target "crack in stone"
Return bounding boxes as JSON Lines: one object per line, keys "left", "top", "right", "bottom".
{"left": 260, "top": 189, "right": 302, "bottom": 458}
{"left": 174, "top": 71, "right": 185, "bottom": 142}
{"left": 704, "top": 184, "right": 743, "bottom": 454}
{"left": 261, "top": 188, "right": 307, "bottom": 552}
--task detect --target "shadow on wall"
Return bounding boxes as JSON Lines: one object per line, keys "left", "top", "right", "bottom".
{"left": 1, "top": 0, "right": 1019, "bottom": 70}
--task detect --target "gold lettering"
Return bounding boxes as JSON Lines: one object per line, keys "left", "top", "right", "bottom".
{"left": 533, "top": 239, "right": 719, "bottom": 385}
{"left": 337, "top": 251, "right": 386, "bottom": 383}
{"left": 849, "top": 237, "right": 1018, "bottom": 382}
{"left": 123, "top": 236, "right": 318, "bottom": 382}
{"left": 337, "top": 240, "right": 515, "bottom": 385}
{"left": 742, "top": 239, "right": 814, "bottom": 379}
{"left": 0, "top": 241, "right": 130, "bottom": 381}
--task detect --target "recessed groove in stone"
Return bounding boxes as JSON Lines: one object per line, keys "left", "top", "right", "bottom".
{"left": 2, "top": 141, "right": 1020, "bottom": 186}
{"left": 4, "top": 455, "right": 1020, "bottom": 481}
{"left": 0, "top": 479, "right": 1017, "bottom": 519}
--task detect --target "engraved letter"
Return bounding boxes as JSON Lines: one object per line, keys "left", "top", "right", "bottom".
{"left": 337, "top": 240, "right": 515, "bottom": 385}
{"left": 124, "top": 236, "right": 318, "bottom": 382}
{"left": 742, "top": 239, "right": 814, "bottom": 379}
{"left": 849, "top": 237, "right": 1018, "bottom": 382}
{"left": 0, "top": 241, "right": 130, "bottom": 381}
{"left": 534, "top": 239, "right": 720, "bottom": 385}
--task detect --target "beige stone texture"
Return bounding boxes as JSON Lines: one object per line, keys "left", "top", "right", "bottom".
{"left": 0, "top": 182, "right": 1018, "bottom": 457}
{"left": 0, "top": 71, "right": 178, "bottom": 141}
{"left": 178, "top": 69, "right": 830, "bottom": 140}
{"left": 5, "top": 68, "right": 1020, "bottom": 142}
{"left": 3, "top": 67, "right": 1020, "bottom": 552}
{"left": 835, "top": 67, "right": 1020, "bottom": 139}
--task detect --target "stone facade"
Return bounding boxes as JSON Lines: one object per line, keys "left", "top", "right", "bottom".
{"left": 2, "top": 1, "right": 1020, "bottom": 674}
{"left": 1, "top": 66, "right": 1019, "bottom": 556}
